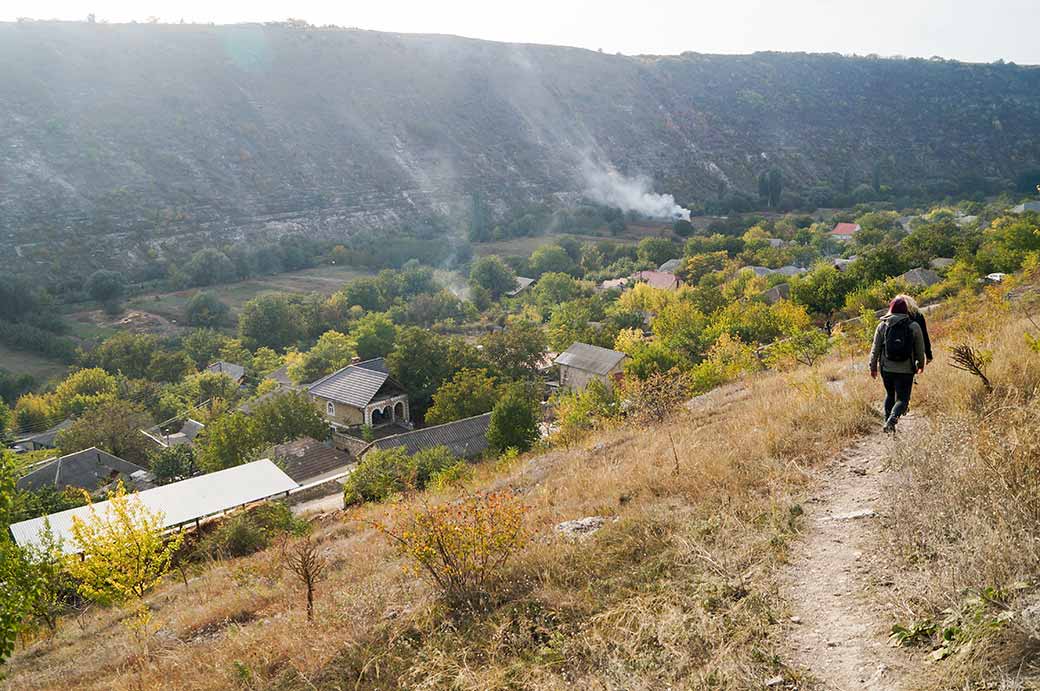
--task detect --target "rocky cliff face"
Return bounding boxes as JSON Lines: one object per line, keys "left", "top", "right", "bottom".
{"left": 2, "top": 22, "right": 1039, "bottom": 274}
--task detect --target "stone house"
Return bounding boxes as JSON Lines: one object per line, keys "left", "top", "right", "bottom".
{"left": 307, "top": 358, "right": 409, "bottom": 430}
{"left": 554, "top": 343, "right": 628, "bottom": 392}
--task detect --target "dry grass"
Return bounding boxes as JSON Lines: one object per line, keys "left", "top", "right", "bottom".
{"left": 4, "top": 354, "right": 881, "bottom": 690}
{"left": 881, "top": 284, "right": 1040, "bottom": 688}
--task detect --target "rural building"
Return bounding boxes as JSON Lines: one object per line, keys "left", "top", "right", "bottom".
{"left": 657, "top": 258, "right": 683, "bottom": 273}
{"left": 10, "top": 459, "right": 298, "bottom": 554}
{"left": 13, "top": 418, "right": 72, "bottom": 453}
{"left": 833, "top": 256, "right": 858, "bottom": 272}
{"left": 142, "top": 418, "right": 204, "bottom": 448}
{"left": 740, "top": 266, "right": 774, "bottom": 278}
{"left": 761, "top": 283, "right": 791, "bottom": 305}
{"left": 308, "top": 357, "right": 410, "bottom": 429}
{"left": 599, "top": 277, "right": 630, "bottom": 291}
{"left": 930, "top": 257, "right": 955, "bottom": 270}
{"left": 16, "top": 447, "right": 153, "bottom": 493}
{"left": 269, "top": 437, "right": 354, "bottom": 484}
{"left": 632, "top": 270, "right": 680, "bottom": 290}
{"left": 506, "top": 276, "right": 536, "bottom": 297}
{"left": 359, "top": 413, "right": 493, "bottom": 461}
{"left": 898, "top": 267, "right": 941, "bottom": 288}
{"left": 1011, "top": 201, "right": 1040, "bottom": 214}
{"left": 205, "top": 361, "right": 246, "bottom": 384}
{"left": 767, "top": 238, "right": 786, "bottom": 248}
{"left": 555, "top": 343, "right": 628, "bottom": 392}
{"left": 830, "top": 222, "right": 861, "bottom": 240}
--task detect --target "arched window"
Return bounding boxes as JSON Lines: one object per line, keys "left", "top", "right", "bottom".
{"left": 326, "top": 400, "right": 335, "bottom": 417}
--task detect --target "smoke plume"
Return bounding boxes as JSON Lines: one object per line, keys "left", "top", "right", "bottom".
{"left": 582, "top": 162, "right": 690, "bottom": 221}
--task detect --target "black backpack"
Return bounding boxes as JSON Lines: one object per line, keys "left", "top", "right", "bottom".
{"left": 884, "top": 318, "right": 914, "bottom": 362}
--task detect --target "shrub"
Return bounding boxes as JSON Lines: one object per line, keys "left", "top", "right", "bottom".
{"left": 486, "top": 383, "right": 540, "bottom": 453}
{"left": 378, "top": 491, "right": 528, "bottom": 605}
{"left": 343, "top": 446, "right": 458, "bottom": 505}
{"left": 198, "top": 502, "right": 306, "bottom": 558}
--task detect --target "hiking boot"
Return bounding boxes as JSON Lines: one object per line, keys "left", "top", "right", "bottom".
{"left": 883, "top": 420, "right": 896, "bottom": 434}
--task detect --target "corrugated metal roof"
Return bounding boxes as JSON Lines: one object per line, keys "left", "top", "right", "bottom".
{"left": 307, "top": 358, "right": 396, "bottom": 407}
{"left": 16, "top": 447, "right": 147, "bottom": 493}
{"left": 554, "top": 343, "right": 628, "bottom": 376}
{"left": 364, "top": 413, "right": 492, "bottom": 460}
{"left": 9, "top": 459, "right": 298, "bottom": 554}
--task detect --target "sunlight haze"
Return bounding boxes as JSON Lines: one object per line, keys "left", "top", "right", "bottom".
{"left": 3, "top": 0, "right": 1038, "bottom": 64}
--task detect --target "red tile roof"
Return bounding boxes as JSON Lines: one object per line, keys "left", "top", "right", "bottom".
{"left": 830, "top": 222, "right": 861, "bottom": 236}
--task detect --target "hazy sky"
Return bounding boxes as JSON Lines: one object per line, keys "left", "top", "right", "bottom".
{"left": 3, "top": 0, "right": 1038, "bottom": 65}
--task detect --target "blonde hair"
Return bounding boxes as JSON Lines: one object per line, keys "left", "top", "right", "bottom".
{"left": 895, "top": 293, "right": 920, "bottom": 316}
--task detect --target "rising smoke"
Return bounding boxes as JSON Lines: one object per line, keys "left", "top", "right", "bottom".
{"left": 582, "top": 161, "right": 690, "bottom": 221}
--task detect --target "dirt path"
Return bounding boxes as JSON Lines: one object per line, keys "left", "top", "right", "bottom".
{"left": 779, "top": 418, "right": 922, "bottom": 690}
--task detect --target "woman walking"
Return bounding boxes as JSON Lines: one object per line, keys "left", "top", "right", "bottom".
{"left": 898, "top": 293, "right": 933, "bottom": 363}
{"left": 869, "top": 296, "right": 926, "bottom": 432}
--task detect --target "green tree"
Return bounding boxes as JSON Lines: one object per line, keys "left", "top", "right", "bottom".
{"left": 352, "top": 312, "right": 397, "bottom": 360}
{"left": 149, "top": 445, "right": 196, "bottom": 485}
{"left": 637, "top": 237, "right": 679, "bottom": 267}
{"left": 239, "top": 294, "right": 303, "bottom": 351}
{"left": 288, "top": 330, "right": 355, "bottom": 384}
{"left": 67, "top": 482, "right": 183, "bottom": 626}
{"left": 184, "top": 291, "right": 230, "bottom": 327}
{"left": 672, "top": 219, "right": 694, "bottom": 237}
{"left": 479, "top": 320, "right": 548, "bottom": 381}
{"left": 196, "top": 412, "right": 260, "bottom": 472}
{"left": 184, "top": 248, "right": 236, "bottom": 287}
{"left": 386, "top": 328, "right": 454, "bottom": 415}
{"left": 180, "top": 328, "right": 230, "bottom": 369}
{"left": 651, "top": 301, "right": 708, "bottom": 360}
{"left": 249, "top": 390, "right": 329, "bottom": 445}
{"left": 486, "top": 384, "right": 540, "bottom": 453}
{"left": 530, "top": 244, "right": 578, "bottom": 277}
{"left": 531, "top": 272, "right": 586, "bottom": 313}
{"left": 790, "top": 264, "right": 858, "bottom": 316}
{"left": 341, "top": 277, "right": 386, "bottom": 312}
{"left": 546, "top": 300, "right": 599, "bottom": 351}
{"left": 85, "top": 270, "right": 127, "bottom": 312}
{"left": 54, "top": 399, "right": 154, "bottom": 464}
{"left": 51, "top": 368, "right": 119, "bottom": 417}
{"left": 426, "top": 369, "right": 500, "bottom": 425}
{"left": 89, "top": 332, "right": 160, "bottom": 380}
{"left": 146, "top": 350, "right": 195, "bottom": 383}
{"left": 469, "top": 256, "right": 517, "bottom": 301}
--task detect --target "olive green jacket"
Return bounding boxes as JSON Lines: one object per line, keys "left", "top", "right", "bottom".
{"left": 868, "top": 313, "right": 926, "bottom": 375}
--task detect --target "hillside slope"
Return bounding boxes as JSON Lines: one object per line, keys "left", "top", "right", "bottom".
{"left": 2, "top": 22, "right": 1040, "bottom": 274}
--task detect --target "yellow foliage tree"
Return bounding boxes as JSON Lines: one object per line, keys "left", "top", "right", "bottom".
{"left": 67, "top": 482, "right": 182, "bottom": 624}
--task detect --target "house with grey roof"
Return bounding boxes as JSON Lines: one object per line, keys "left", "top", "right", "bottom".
{"left": 930, "top": 257, "right": 955, "bottom": 270}
{"left": 359, "top": 413, "right": 493, "bottom": 461}
{"left": 16, "top": 447, "right": 152, "bottom": 493}
{"left": 142, "top": 418, "right": 204, "bottom": 448}
{"left": 740, "top": 266, "right": 775, "bottom": 278}
{"left": 14, "top": 418, "right": 73, "bottom": 453}
{"left": 506, "top": 276, "right": 536, "bottom": 298}
{"left": 760, "top": 283, "right": 791, "bottom": 305}
{"left": 1012, "top": 201, "right": 1040, "bottom": 214}
{"left": 657, "top": 258, "right": 683, "bottom": 273}
{"left": 308, "top": 357, "right": 410, "bottom": 429}
{"left": 555, "top": 343, "right": 628, "bottom": 392}
{"left": 205, "top": 361, "right": 246, "bottom": 384}
{"left": 898, "top": 267, "right": 941, "bottom": 288}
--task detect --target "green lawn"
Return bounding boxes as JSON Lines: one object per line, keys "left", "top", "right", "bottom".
{"left": 0, "top": 344, "right": 69, "bottom": 385}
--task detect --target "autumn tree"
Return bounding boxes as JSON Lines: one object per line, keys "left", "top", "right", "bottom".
{"left": 67, "top": 482, "right": 183, "bottom": 627}
{"left": 238, "top": 294, "right": 303, "bottom": 351}
{"left": 288, "top": 330, "right": 355, "bottom": 384}
{"left": 184, "top": 291, "right": 230, "bottom": 327}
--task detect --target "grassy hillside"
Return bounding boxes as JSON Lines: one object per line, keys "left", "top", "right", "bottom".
{"left": 3, "top": 21, "right": 1040, "bottom": 279}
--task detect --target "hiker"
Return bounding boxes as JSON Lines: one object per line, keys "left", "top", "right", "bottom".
{"left": 869, "top": 296, "right": 926, "bottom": 433}
{"left": 897, "top": 293, "right": 933, "bottom": 363}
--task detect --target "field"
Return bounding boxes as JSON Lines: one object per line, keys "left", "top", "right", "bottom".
{"left": 125, "top": 264, "right": 380, "bottom": 322}
{"left": 0, "top": 343, "right": 69, "bottom": 385}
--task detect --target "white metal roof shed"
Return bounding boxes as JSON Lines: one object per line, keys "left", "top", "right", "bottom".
{"left": 9, "top": 459, "right": 298, "bottom": 554}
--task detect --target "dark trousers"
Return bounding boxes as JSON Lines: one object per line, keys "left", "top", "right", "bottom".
{"left": 881, "top": 370, "right": 915, "bottom": 423}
